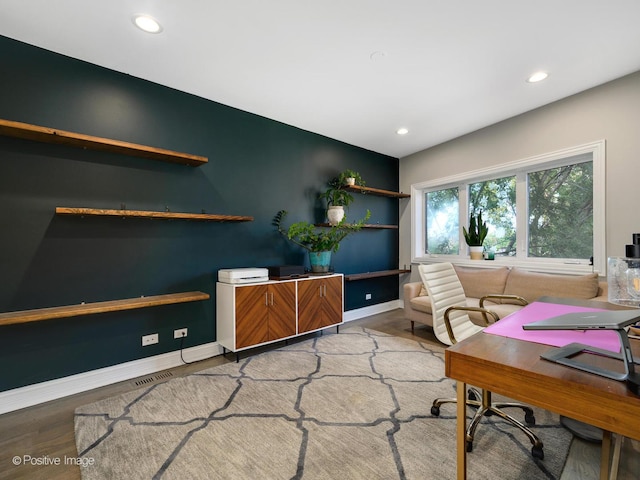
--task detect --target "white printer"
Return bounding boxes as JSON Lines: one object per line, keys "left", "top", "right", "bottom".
{"left": 218, "top": 267, "right": 269, "bottom": 284}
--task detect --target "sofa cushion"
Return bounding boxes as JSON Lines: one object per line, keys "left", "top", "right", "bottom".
{"left": 410, "top": 295, "right": 432, "bottom": 314}
{"left": 503, "top": 268, "right": 599, "bottom": 303}
{"left": 453, "top": 265, "right": 510, "bottom": 299}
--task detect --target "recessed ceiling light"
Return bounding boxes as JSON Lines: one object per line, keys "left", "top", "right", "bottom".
{"left": 396, "top": 128, "right": 409, "bottom": 135}
{"left": 133, "top": 15, "right": 163, "bottom": 34}
{"left": 527, "top": 71, "right": 548, "bottom": 83}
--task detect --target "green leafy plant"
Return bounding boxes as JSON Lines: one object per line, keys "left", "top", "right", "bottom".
{"left": 273, "top": 209, "right": 371, "bottom": 253}
{"left": 338, "top": 169, "right": 365, "bottom": 187}
{"left": 319, "top": 177, "right": 355, "bottom": 207}
{"left": 463, "top": 211, "right": 489, "bottom": 246}
{"left": 319, "top": 170, "right": 367, "bottom": 208}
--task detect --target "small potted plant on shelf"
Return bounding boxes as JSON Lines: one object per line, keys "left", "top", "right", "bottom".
{"left": 463, "top": 211, "right": 488, "bottom": 260}
{"left": 338, "top": 169, "right": 365, "bottom": 187}
{"left": 273, "top": 209, "right": 370, "bottom": 273}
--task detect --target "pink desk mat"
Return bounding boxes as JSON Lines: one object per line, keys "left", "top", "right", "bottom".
{"left": 483, "top": 301, "right": 621, "bottom": 353}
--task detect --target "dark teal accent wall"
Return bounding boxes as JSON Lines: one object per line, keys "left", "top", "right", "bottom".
{"left": 0, "top": 36, "right": 400, "bottom": 391}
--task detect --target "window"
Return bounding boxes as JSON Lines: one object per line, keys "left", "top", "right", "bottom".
{"left": 527, "top": 161, "right": 593, "bottom": 259}
{"left": 468, "top": 176, "right": 516, "bottom": 257}
{"left": 411, "top": 141, "right": 605, "bottom": 274}
{"left": 425, "top": 187, "right": 459, "bottom": 255}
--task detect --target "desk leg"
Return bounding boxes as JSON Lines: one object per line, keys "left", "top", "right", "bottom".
{"left": 600, "top": 430, "right": 611, "bottom": 480}
{"left": 609, "top": 434, "right": 623, "bottom": 480}
{"left": 456, "top": 381, "right": 467, "bottom": 480}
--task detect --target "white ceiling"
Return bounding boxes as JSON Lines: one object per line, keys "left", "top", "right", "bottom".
{"left": 1, "top": 1, "right": 640, "bottom": 158}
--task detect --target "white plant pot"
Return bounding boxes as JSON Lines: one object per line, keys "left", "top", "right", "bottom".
{"left": 327, "top": 206, "right": 345, "bottom": 225}
{"left": 469, "top": 246, "right": 484, "bottom": 260}
{"left": 345, "top": 177, "right": 356, "bottom": 186}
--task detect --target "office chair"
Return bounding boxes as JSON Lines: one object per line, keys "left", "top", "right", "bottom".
{"left": 418, "top": 262, "right": 544, "bottom": 459}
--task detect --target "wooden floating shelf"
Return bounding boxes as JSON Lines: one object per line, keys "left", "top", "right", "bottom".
{"left": 0, "top": 291, "right": 210, "bottom": 327}
{"left": 342, "top": 185, "right": 410, "bottom": 198}
{"left": 56, "top": 207, "right": 253, "bottom": 222}
{"left": 362, "top": 224, "right": 398, "bottom": 230}
{"left": 314, "top": 223, "right": 398, "bottom": 229}
{"left": 345, "top": 269, "right": 411, "bottom": 281}
{"left": 0, "top": 118, "right": 208, "bottom": 166}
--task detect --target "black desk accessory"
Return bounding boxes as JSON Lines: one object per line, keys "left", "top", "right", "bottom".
{"left": 524, "top": 310, "right": 640, "bottom": 394}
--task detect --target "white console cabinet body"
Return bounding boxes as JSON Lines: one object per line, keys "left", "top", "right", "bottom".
{"left": 216, "top": 274, "right": 343, "bottom": 353}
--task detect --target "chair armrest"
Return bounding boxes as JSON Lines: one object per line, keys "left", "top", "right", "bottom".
{"left": 443, "top": 306, "right": 500, "bottom": 345}
{"left": 479, "top": 294, "right": 528, "bottom": 308}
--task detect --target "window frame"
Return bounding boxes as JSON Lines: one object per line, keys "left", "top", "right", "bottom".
{"left": 411, "top": 140, "right": 606, "bottom": 275}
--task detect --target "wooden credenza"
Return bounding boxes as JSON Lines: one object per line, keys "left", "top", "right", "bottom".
{"left": 216, "top": 274, "right": 343, "bottom": 353}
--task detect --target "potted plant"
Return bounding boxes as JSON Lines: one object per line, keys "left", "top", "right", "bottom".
{"left": 319, "top": 171, "right": 366, "bottom": 225}
{"left": 319, "top": 177, "right": 355, "bottom": 225}
{"left": 338, "top": 169, "right": 365, "bottom": 187}
{"left": 463, "top": 211, "right": 488, "bottom": 260}
{"left": 273, "top": 209, "right": 370, "bottom": 272}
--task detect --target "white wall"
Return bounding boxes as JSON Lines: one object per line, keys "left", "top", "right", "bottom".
{"left": 399, "top": 71, "right": 640, "bottom": 286}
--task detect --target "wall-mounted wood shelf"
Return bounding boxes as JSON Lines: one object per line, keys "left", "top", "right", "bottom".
{"left": 342, "top": 185, "right": 410, "bottom": 198}
{"left": 335, "top": 184, "right": 409, "bottom": 281}
{"left": 314, "top": 223, "right": 398, "bottom": 230}
{"left": 56, "top": 207, "right": 253, "bottom": 222}
{"left": 362, "top": 224, "right": 398, "bottom": 230}
{"left": 344, "top": 269, "right": 411, "bottom": 281}
{"left": 0, "top": 291, "right": 210, "bottom": 327}
{"left": 0, "top": 119, "right": 208, "bottom": 166}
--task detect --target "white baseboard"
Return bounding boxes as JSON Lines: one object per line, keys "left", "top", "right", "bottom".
{"left": 0, "top": 342, "right": 223, "bottom": 415}
{"left": 343, "top": 300, "right": 402, "bottom": 322}
{"left": 0, "top": 301, "right": 402, "bottom": 415}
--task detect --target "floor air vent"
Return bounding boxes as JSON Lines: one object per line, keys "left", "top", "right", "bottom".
{"left": 134, "top": 371, "right": 174, "bottom": 387}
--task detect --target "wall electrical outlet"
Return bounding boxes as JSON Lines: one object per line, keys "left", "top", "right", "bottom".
{"left": 174, "top": 328, "right": 188, "bottom": 339}
{"left": 142, "top": 333, "right": 159, "bottom": 346}
{"left": 365, "top": 293, "right": 372, "bottom": 300}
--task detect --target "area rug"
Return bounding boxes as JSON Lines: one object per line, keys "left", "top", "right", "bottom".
{"left": 74, "top": 326, "right": 572, "bottom": 479}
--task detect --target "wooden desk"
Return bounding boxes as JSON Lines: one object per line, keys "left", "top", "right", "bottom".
{"left": 445, "top": 297, "right": 640, "bottom": 480}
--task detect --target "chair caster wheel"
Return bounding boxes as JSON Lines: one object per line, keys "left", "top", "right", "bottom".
{"left": 525, "top": 412, "right": 536, "bottom": 425}
{"left": 466, "top": 441, "right": 473, "bottom": 452}
{"left": 431, "top": 405, "right": 440, "bottom": 416}
{"left": 531, "top": 446, "right": 544, "bottom": 459}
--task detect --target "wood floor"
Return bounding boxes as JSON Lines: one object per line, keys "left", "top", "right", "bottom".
{"left": 0, "top": 308, "right": 637, "bottom": 480}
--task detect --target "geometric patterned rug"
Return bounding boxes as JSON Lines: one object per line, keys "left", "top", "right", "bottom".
{"left": 74, "top": 326, "right": 572, "bottom": 479}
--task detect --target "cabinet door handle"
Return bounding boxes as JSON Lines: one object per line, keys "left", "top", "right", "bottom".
{"left": 323, "top": 284, "right": 327, "bottom": 297}
{"left": 270, "top": 292, "right": 274, "bottom": 305}
{"left": 265, "top": 292, "right": 269, "bottom": 306}
{"left": 319, "top": 285, "right": 323, "bottom": 298}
